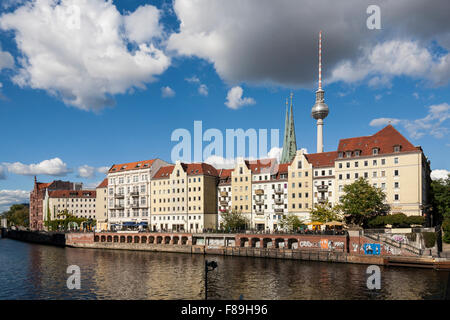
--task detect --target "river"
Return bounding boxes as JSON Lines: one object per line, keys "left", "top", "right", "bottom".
{"left": 0, "top": 238, "right": 448, "bottom": 300}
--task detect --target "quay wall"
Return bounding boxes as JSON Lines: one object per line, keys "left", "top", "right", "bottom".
{"left": 5, "top": 229, "right": 66, "bottom": 246}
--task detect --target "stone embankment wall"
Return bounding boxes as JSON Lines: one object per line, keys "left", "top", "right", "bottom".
{"left": 5, "top": 229, "right": 66, "bottom": 246}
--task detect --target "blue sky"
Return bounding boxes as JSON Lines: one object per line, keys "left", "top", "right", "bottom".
{"left": 0, "top": 0, "right": 449, "bottom": 211}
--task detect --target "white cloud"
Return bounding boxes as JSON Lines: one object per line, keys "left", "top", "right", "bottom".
{"left": 161, "top": 86, "right": 175, "bottom": 98}
{"left": 370, "top": 103, "right": 450, "bottom": 139}
{"left": 266, "top": 147, "right": 283, "bottom": 162}
{"left": 97, "top": 166, "right": 110, "bottom": 174}
{"left": 330, "top": 40, "right": 450, "bottom": 86}
{"left": 77, "top": 165, "right": 95, "bottom": 179}
{"left": 431, "top": 169, "right": 450, "bottom": 180}
{"left": 204, "top": 155, "right": 237, "bottom": 169}
{"left": 0, "top": 0, "right": 170, "bottom": 111}
{"left": 0, "top": 190, "right": 29, "bottom": 213}
{"left": 124, "top": 5, "right": 162, "bottom": 43}
{"left": 198, "top": 84, "right": 208, "bottom": 96}
{"left": 168, "top": 0, "right": 450, "bottom": 88}
{"left": 0, "top": 48, "right": 14, "bottom": 70}
{"left": 225, "top": 86, "right": 255, "bottom": 109}
{"left": 3, "top": 158, "right": 72, "bottom": 176}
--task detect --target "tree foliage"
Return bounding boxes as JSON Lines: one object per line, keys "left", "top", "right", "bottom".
{"left": 367, "top": 212, "right": 425, "bottom": 228}
{"left": 0, "top": 204, "right": 29, "bottom": 227}
{"left": 279, "top": 214, "right": 306, "bottom": 232}
{"left": 220, "top": 209, "right": 249, "bottom": 231}
{"left": 430, "top": 174, "right": 450, "bottom": 223}
{"left": 309, "top": 200, "right": 342, "bottom": 223}
{"left": 339, "top": 178, "right": 390, "bottom": 227}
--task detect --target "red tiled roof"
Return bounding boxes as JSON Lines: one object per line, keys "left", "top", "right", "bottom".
{"left": 276, "top": 163, "right": 290, "bottom": 173}
{"left": 184, "top": 163, "right": 219, "bottom": 176}
{"left": 108, "top": 159, "right": 157, "bottom": 173}
{"left": 49, "top": 190, "right": 96, "bottom": 198}
{"left": 218, "top": 169, "right": 233, "bottom": 178}
{"left": 153, "top": 165, "right": 175, "bottom": 179}
{"left": 97, "top": 178, "right": 108, "bottom": 188}
{"left": 337, "top": 125, "right": 418, "bottom": 156}
{"left": 37, "top": 182, "right": 51, "bottom": 189}
{"left": 245, "top": 158, "right": 275, "bottom": 173}
{"left": 305, "top": 151, "right": 338, "bottom": 168}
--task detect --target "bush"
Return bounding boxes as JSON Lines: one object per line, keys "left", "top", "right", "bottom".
{"left": 422, "top": 232, "right": 437, "bottom": 248}
{"left": 443, "top": 219, "right": 450, "bottom": 244}
{"left": 367, "top": 213, "right": 425, "bottom": 228}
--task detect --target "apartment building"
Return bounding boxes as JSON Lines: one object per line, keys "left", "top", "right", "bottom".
{"left": 96, "top": 178, "right": 108, "bottom": 229}
{"left": 333, "top": 125, "right": 431, "bottom": 216}
{"left": 151, "top": 161, "right": 218, "bottom": 232}
{"left": 44, "top": 189, "right": 96, "bottom": 221}
{"left": 30, "top": 178, "right": 83, "bottom": 230}
{"left": 107, "top": 158, "right": 169, "bottom": 228}
{"left": 306, "top": 151, "right": 337, "bottom": 207}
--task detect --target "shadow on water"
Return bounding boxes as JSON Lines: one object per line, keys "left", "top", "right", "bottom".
{"left": 0, "top": 238, "right": 448, "bottom": 300}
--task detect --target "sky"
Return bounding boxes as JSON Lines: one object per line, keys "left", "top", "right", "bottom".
{"left": 0, "top": 0, "right": 449, "bottom": 212}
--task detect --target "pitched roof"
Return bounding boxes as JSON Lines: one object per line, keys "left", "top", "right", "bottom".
{"left": 49, "top": 190, "right": 96, "bottom": 198}
{"left": 97, "top": 178, "right": 108, "bottom": 188}
{"left": 184, "top": 163, "right": 219, "bottom": 176}
{"left": 305, "top": 151, "right": 338, "bottom": 168}
{"left": 337, "top": 125, "right": 418, "bottom": 156}
{"left": 108, "top": 159, "right": 157, "bottom": 173}
{"left": 153, "top": 165, "right": 175, "bottom": 179}
{"left": 218, "top": 169, "right": 233, "bottom": 178}
{"left": 245, "top": 158, "right": 276, "bottom": 173}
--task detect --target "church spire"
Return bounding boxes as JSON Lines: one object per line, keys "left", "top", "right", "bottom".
{"left": 281, "top": 93, "right": 297, "bottom": 164}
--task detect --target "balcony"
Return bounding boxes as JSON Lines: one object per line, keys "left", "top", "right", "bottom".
{"left": 274, "top": 208, "right": 284, "bottom": 213}
{"left": 115, "top": 204, "right": 124, "bottom": 210}
{"left": 220, "top": 201, "right": 229, "bottom": 206}
{"left": 274, "top": 198, "right": 284, "bottom": 205}
{"left": 255, "top": 199, "right": 264, "bottom": 205}
{"left": 255, "top": 189, "right": 264, "bottom": 196}
{"left": 255, "top": 209, "right": 264, "bottom": 215}
{"left": 274, "top": 188, "right": 284, "bottom": 195}
{"left": 220, "top": 191, "right": 228, "bottom": 197}
{"left": 131, "top": 203, "right": 140, "bottom": 208}
{"left": 115, "top": 193, "right": 124, "bottom": 198}
{"left": 130, "top": 191, "right": 139, "bottom": 197}
{"left": 317, "top": 185, "right": 329, "bottom": 192}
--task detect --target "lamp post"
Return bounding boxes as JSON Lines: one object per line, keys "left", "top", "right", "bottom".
{"left": 204, "top": 260, "right": 218, "bottom": 300}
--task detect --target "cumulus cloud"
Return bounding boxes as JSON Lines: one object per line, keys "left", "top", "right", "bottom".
{"left": 77, "top": 165, "right": 95, "bottom": 179}
{"left": 0, "top": 0, "right": 170, "bottom": 111}
{"left": 0, "top": 48, "right": 14, "bottom": 70}
{"left": 97, "top": 166, "right": 110, "bottom": 174}
{"left": 370, "top": 103, "right": 450, "bottom": 139}
{"left": 198, "top": 84, "right": 208, "bottom": 96}
{"left": 0, "top": 190, "right": 29, "bottom": 213}
{"left": 204, "top": 155, "right": 237, "bottom": 169}
{"left": 161, "top": 86, "right": 175, "bottom": 98}
{"left": 2, "top": 158, "right": 72, "bottom": 176}
{"left": 225, "top": 86, "right": 255, "bottom": 109}
{"left": 431, "top": 169, "right": 450, "bottom": 180}
{"left": 168, "top": 0, "right": 450, "bottom": 88}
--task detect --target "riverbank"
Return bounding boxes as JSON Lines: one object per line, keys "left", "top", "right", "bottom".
{"left": 2, "top": 229, "right": 449, "bottom": 269}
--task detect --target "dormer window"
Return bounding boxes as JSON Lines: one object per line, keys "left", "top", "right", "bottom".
{"left": 338, "top": 152, "right": 343, "bottom": 158}
{"left": 354, "top": 150, "right": 360, "bottom": 157}
{"left": 394, "top": 145, "right": 401, "bottom": 153}
{"left": 372, "top": 148, "right": 379, "bottom": 155}
{"left": 346, "top": 151, "right": 352, "bottom": 158}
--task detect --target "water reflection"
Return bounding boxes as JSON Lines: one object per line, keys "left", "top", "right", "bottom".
{"left": 0, "top": 239, "right": 448, "bottom": 300}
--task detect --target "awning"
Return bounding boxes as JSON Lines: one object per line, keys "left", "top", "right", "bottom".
{"left": 324, "top": 221, "right": 344, "bottom": 226}
{"left": 138, "top": 222, "right": 148, "bottom": 226}
{"left": 308, "top": 221, "right": 323, "bottom": 225}
{"left": 122, "top": 222, "right": 137, "bottom": 227}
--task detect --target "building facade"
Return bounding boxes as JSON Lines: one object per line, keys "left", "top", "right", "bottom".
{"left": 96, "top": 178, "right": 108, "bottom": 229}
{"left": 29, "top": 178, "right": 82, "bottom": 230}
{"left": 44, "top": 189, "right": 97, "bottom": 222}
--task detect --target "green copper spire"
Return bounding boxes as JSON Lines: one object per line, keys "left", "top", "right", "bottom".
{"left": 281, "top": 93, "right": 297, "bottom": 163}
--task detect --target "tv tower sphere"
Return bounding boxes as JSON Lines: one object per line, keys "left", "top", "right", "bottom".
{"left": 311, "top": 89, "right": 329, "bottom": 120}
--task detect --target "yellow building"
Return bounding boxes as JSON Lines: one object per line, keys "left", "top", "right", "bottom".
{"left": 44, "top": 189, "right": 97, "bottom": 221}
{"left": 151, "top": 161, "right": 218, "bottom": 232}
{"left": 95, "top": 178, "right": 108, "bottom": 230}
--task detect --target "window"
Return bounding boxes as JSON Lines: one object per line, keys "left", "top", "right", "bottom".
{"left": 394, "top": 182, "right": 399, "bottom": 189}
{"left": 339, "top": 174, "right": 342, "bottom": 180}
{"left": 338, "top": 152, "right": 343, "bottom": 158}
{"left": 394, "top": 145, "right": 401, "bottom": 153}
{"left": 355, "top": 173, "right": 359, "bottom": 179}
{"left": 355, "top": 161, "right": 359, "bottom": 168}
{"left": 355, "top": 150, "right": 360, "bottom": 156}
{"left": 394, "top": 157, "right": 399, "bottom": 164}
{"left": 394, "top": 170, "right": 399, "bottom": 176}
{"left": 373, "top": 160, "right": 377, "bottom": 166}
{"left": 339, "top": 163, "right": 342, "bottom": 169}
{"left": 346, "top": 151, "right": 351, "bottom": 158}
{"left": 381, "top": 159, "right": 386, "bottom": 165}
{"left": 297, "top": 161, "right": 302, "bottom": 169}
{"left": 373, "top": 171, "right": 377, "bottom": 178}
{"left": 394, "top": 194, "right": 399, "bottom": 201}
{"left": 346, "top": 173, "right": 350, "bottom": 179}
{"left": 372, "top": 148, "right": 379, "bottom": 155}
{"left": 364, "top": 161, "right": 368, "bottom": 167}
{"left": 346, "top": 162, "right": 350, "bottom": 168}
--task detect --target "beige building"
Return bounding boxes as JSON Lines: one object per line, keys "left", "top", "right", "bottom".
{"left": 151, "top": 161, "right": 218, "bottom": 232}
{"left": 44, "top": 189, "right": 97, "bottom": 222}
{"left": 333, "top": 125, "right": 430, "bottom": 216}
{"left": 95, "top": 178, "right": 108, "bottom": 229}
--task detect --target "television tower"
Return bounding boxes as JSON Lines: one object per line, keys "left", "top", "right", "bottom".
{"left": 311, "top": 31, "right": 329, "bottom": 153}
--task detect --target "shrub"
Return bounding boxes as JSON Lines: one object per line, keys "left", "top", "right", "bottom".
{"left": 422, "top": 232, "right": 436, "bottom": 248}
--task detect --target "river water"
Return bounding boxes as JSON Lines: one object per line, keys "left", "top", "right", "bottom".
{"left": 0, "top": 238, "right": 448, "bottom": 300}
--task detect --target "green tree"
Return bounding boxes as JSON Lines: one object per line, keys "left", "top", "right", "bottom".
{"left": 279, "top": 214, "right": 305, "bottom": 232}
{"left": 0, "top": 204, "right": 29, "bottom": 227}
{"left": 430, "top": 174, "right": 450, "bottom": 223}
{"left": 339, "top": 177, "right": 390, "bottom": 227}
{"left": 309, "top": 200, "right": 342, "bottom": 223}
{"left": 220, "top": 209, "right": 249, "bottom": 231}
